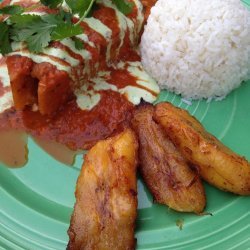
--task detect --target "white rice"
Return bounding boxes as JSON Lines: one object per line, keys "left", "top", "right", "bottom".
{"left": 140, "top": 0, "right": 250, "bottom": 99}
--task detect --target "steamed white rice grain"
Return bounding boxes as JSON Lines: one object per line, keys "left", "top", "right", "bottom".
{"left": 140, "top": 0, "right": 250, "bottom": 99}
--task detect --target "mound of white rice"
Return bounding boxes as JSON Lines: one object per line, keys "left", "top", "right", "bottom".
{"left": 140, "top": 0, "right": 250, "bottom": 99}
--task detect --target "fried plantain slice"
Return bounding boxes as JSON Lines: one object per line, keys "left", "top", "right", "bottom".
{"left": 131, "top": 103, "right": 206, "bottom": 213}
{"left": 67, "top": 128, "right": 138, "bottom": 250}
{"left": 154, "top": 102, "right": 250, "bottom": 195}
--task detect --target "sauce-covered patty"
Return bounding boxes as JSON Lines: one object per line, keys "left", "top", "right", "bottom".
{"left": 0, "top": 0, "right": 159, "bottom": 165}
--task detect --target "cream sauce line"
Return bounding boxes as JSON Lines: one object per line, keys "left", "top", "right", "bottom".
{"left": 0, "top": 58, "right": 10, "bottom": 87}
{"left": 100, "top": 0, "right": 135, "bottom": 58}
{"left": 83, "top": 17, "right": 113, "bottom": 63}
{"left": 59, "top": 38, "right": 91, "bottom": 61}
{"left": 76, "top": 34, "right": 95, "bottom": 48}
{"left": 0, "top": 55, "right": 14, "bottom": 113}
{"left": 9, "top": 50, "right": 72, "bottom": 73}
{"left": 75, "top": 61, "right": 160, "bottom": 110}
{"left": 132, "top": 0, "right": 144, "bottom": 33}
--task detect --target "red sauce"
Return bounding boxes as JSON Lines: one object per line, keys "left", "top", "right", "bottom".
{"left": 93, "top": 7, "right": 124, "bottom": 62}
{"left": 0, "top": 90, "right": 134, "bottom": 151}
{"left": 51, "top": 42, "right": 86, "bottom": 62}
{"left": 107, "top": 68, "right": 158, "bottom": 97}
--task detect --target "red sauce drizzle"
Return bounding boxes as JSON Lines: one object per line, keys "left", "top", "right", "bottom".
{"left": 0, "top": 90, "right": 134, "bottom": 151}
{"left": 107, "top": 68, "right": 158, "bottom": 97}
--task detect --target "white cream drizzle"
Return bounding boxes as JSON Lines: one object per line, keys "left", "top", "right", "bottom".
{"left": 119, "top": 61, "right": 160, "bottom": 93}
{"left": 60, "top": 38, "right": 91, "bottom": 60}
{"left": 42, "top": 47, "right": 80, "bottom": 66}
{"left": 0, "top": 56, "right": 13, "bottom": 113}
{"left": 0, "top": 62, "right": 10, "bottom": 88}
{"left": 76, "top": 34, "right": 95, "bottom": 48}
{"left": 9, "top": 50, "right": 71, "bottom": 72}
{"left": 100, "top": 0, "right": 137, "bottom": 58}
{"left": 131, "top": 0, "right": 144, "bottom": 33}
{"left": 10, "top": 0, "right": 40, "bottom": 4}
{"left": 83, "top": 17, "right": 112, "bottom": 41}
{"left": 83, "top": 17, "right": 113, "bottom": 63}
{"left": 75, "top": 61, "right": 160, "bottom": 110}
{"left": 76, "top": 90, "right": 101, "bottom": 110}
{"left": 23, "top": 11, "right": 47, "bottom": 16}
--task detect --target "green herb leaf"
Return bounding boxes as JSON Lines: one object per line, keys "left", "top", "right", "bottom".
{"left": 40, "top": 0, "right": 63, "bottom": 8}
{"left": 9, "top": 14, "right": 41, "bottom": 29}
{"left": 10, "top": 15, "right": 41, "bottom": 42}
{"left": 65, "top": 0, "right": 93, "bottom": 16}
{"left": 58, "top": 9, "right": 73, "bottom": 24}
{"left": 51, "top": 23, "right": 83, "bottom": 40}
{"left": 41, "top": 13, "right": 63, "bottom": 25}
{"left": 72, "top": 37, "right": 84, "bottom": 50}
{"left": 112, "top": 0, "right": 134, "bottom": 15}
{"left": 25, "top": 30, "right": 52, "bottom": 52}
{"left": 0, "top": 5, "right": 24, "bottom": 15}
{"left": 10, "top": 14, "right": 57, "bottom": 52}
{"left": 0, "top": 22, "right": 12, "bottom": 55}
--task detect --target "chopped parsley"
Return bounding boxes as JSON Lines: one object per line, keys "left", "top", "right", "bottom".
{"left": 0, "top": 0, "right": 134, "bottom": 55}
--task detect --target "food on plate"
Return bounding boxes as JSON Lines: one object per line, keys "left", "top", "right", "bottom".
{"left": 154, "top": 102, "right": 250, "bottom": 195}
{"left": 67, "top": 128, "right": 138, "bottom": 250}
{"left": 140, "top": 0, "right": 250, "bottom": 100}
{"left": 131, "top": 103, "right": 206, "bottom": 213}
{"left": 0, "top": 0, "right": 249, "bottom": 248}
{"left": 0, "top": 0, "right": 159, "bottom": 152}
{"left": 0, "top": 0, "right": 158, "bottom": 115}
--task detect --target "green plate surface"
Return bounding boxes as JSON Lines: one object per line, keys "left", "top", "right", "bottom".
{"left": 0, "top": 79, "right": 250, "bottom": 250}
{"left": 1, "top": 0, "right": 250, "bottom": 248}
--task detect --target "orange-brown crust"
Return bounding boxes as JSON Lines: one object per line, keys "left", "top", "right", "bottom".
{"left": 6, "top": 56, "right": 73, "bottom": 115}
{"left": 131, "top": 103, "right": 206, "bottom": 213}
{"left": 67, "top": 128, "right": 138, "bottom": 250}
{"left": 154, "top": 102, "right": 250, "bottom": 195}
{"left": 6, "top": 56, "right": 38, "bottom": 110}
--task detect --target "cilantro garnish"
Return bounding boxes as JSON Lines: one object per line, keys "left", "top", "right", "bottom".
{"left": 0, "top": 5, "right": 24, "bottom": 15}
{"left": 40, "top": 0, "right": 63, "bottom": 9}
{"left": 0, "top": 0, "right": 134, "bottom": 55}
{"left": 0, "top": 22, "right": 12, "bottom": 55}
{"left": 112, "top": 0, "right": 134, "bottom": 15}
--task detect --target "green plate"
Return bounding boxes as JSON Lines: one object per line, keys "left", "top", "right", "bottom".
{"left": 0, "top": 79, "right": 250, "bottom": 250}
{"left": 1, "top": 0, "right": 250, "bottom": 248}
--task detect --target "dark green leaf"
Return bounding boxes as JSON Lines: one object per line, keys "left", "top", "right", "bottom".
{"left": 58, "top": 9, "right": 73, "bottom": 24}
{"left": 112, "top": 0, "right": 134, "bottom": 15}
{"left": 0, "top": 22, "right": 12, "bottom": 55}
{"left": 26, "top": 30, "right": 51, "bottom": 52}
{"left": 51, "top": 23, "right": 82, "bottom": 40}
{"left": 40, "top": 0, "right": 63, "bottom": 9}
{"left": 65, "top": 0, "right": 92, "bottom": 16}
{"left": 0, "top": 5, "right": 24, "bottom": 15}
{"left": 9, "top": 14, "right": 41, "bottom": 28}
{"left": 10, "top": 15, "right": 58, "bottom": 52}
{"left": 10, "top": 15, "right": 43, "bottom": 42}
{"left": 72, "top": 37, "right": 84, "bottom": 50}
{"left": 41, "top": 13, "right": 63, "bottom": 24}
